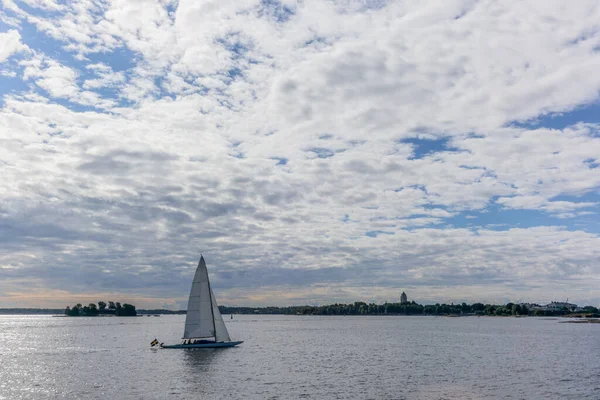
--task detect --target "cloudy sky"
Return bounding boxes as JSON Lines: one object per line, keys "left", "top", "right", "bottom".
{"left": 1, "top": 0, "right": 600, "bottom": 309}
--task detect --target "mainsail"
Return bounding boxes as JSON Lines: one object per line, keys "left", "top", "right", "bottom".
{"left": 182, "top": 256, "right": 231, "bottom": 341}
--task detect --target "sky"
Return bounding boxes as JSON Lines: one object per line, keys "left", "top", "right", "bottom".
{"left": 1, "top": 0, "right": 600, "bottom": 309}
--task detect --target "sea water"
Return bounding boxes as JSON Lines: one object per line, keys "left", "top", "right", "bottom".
{"left": 0, "top": 314, "right": 598, "bottom": 399}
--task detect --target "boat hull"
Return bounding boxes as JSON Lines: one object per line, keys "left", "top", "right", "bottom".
{"left": 160, "top": 341, "right": 243, "bottom": 349}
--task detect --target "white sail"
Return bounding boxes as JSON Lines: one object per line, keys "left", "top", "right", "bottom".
{"left": 211, "top": 288, "right": 231, "bottom": 342}
{"left": 183, "top": 256, "right": 215, "bottom": 339}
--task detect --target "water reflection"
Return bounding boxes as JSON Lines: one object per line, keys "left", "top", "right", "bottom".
{"left": 182, "top": 348, "right": 224, "bottom": 371}
{"left": 179, "top": 349, "right": 227, "bottom": 396}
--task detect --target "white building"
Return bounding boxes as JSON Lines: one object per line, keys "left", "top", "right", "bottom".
{"left": 544, "top": 301, "right": 579, "bottom": 312}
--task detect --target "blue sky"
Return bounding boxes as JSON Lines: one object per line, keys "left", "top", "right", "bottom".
{"left": 1, "top": 0, "right": 600, "bottom": 308}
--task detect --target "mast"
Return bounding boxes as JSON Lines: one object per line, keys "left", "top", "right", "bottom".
{"left": 203, "top": 255, "right": 218, "bottom": 340}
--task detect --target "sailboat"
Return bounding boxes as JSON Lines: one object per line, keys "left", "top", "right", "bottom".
{"left": 158, "top": 255, "right": 243, "bottom": 349}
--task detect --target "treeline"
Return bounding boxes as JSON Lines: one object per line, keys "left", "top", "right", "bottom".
{"left": 0, "top": 308, "right": 64, "bottom": 315}
{"left": 4, "top": 302, "right": 599, "bottom": 317}
{"left": 220, "top": 302, "right": 600, "bottom": 316}
{"left": 137, "top": 309, "right": 186, "bottom": 315}
{"left": 65, "top": 301, "right": 136, "bottom": 316}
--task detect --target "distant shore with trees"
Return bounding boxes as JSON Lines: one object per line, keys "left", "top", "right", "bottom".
{"left": 0, "top": 307, "right": 184, "bottom": 315}
{"left": 1, "top": 301, "right": 598, "bottom": 317}
{"left": 219, "top": 301, "right": 600, "bottom": 317}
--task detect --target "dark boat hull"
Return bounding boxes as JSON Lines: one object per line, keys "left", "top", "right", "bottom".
{"left": 160, "top": 341, "right": 243, "bottom": 349}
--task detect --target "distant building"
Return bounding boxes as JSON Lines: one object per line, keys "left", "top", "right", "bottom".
{"left": 544, "top": 301, "right": 579, "bottom": 312}
{"left": 521, "top": 302, "right": 581, "bottom": 313}
{"left": 400, "top": 292, "right": 408, "bottom": 304}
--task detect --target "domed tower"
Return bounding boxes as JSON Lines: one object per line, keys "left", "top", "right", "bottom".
{"left": 400, "top": 291, "right": 408, "bottom": 304}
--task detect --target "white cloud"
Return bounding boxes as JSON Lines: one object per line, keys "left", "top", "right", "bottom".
{"left": 497, "top": 195, "right": 597, "bottom": 218}
{"left": 20, "top": 55, "right": 116, "bottom": 108}
{"left": 1, "top": 1, "right": 600, "bottom": 306}
{"left": 0, "top": 10, "right": 21, "bottom": 27}
{"left": 459, "top": 124, "right": 600, "bottom": 203}
{"left": 0, "top": 69, "right": 17, "bottom": 77}
{"left": 22, "top": 55, "right": 79, "bottom": 97}
{"left": 17, "top": 0, "right": 63, "bottom": 11}
{"left": 83, "top": 63, "right": 125, "bottom": 89}
{"left": 0, "top": 29, "right": 27, "bottom": 62}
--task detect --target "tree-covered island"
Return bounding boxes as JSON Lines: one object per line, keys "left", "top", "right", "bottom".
{"left": 64, "top": 301, "right": 137, "bottom": 316}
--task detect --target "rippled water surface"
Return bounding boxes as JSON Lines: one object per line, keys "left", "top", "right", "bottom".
{"left": 1, "top": 315, "right": 599, "bottom": 399}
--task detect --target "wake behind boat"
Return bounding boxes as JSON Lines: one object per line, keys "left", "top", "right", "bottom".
{"left": 153, "top": 255, "right": 243, "bottom": 349}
